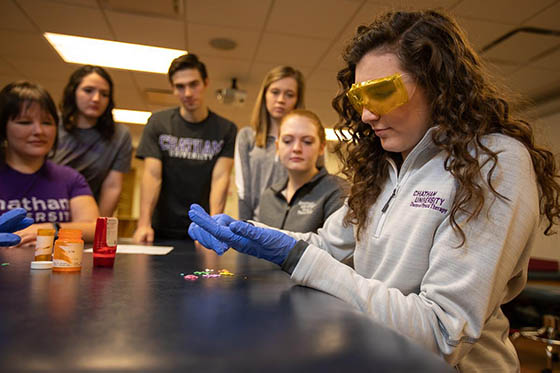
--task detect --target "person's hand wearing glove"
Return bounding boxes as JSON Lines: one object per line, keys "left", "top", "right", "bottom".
{"left": 0, "top": 208, "right": 34, "bottom": 247}
{"left": 188, "top": 204, "right": 299, "bottom": 265}
{"left": 188, "top": 212, "right": 234, "bottom": 255}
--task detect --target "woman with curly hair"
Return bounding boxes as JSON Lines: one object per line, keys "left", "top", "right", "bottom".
{"left": 51, "top": 65, "right": 132, "bottom": 217}
{"left": 187, "top": 9, "right": 560, "bottom": 371}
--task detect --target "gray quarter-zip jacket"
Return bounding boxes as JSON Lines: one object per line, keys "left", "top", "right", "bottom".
{"left": 279, "top": 128, "right": 538, "bottom": 372}
{"left": 257, "top": 167, "right": 347, "bottom": 233}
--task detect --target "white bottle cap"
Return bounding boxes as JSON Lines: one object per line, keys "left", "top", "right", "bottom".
{"left": 30, "top": 261, "right": 53, "bottom": 270}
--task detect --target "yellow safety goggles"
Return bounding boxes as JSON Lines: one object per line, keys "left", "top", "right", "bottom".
{"left": 346, "top": 73, "right": 409, "bottom": 116}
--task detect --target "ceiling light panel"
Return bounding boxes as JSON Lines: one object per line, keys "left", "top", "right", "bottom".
{"left": 44, "top": 32, "right": 186, "bottom": 74}
{"left": 112, "top": 109, "right": 151, "bottom": 125}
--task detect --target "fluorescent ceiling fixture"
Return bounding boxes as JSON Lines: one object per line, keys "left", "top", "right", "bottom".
{"left": 112, "top": 109, "right": 151, "bottom": 125}
{"left": 325, "top": 128, "right": 350, "bottom": 141}
{"left": 44, "top": 32, "right": 186, "bottom": 74}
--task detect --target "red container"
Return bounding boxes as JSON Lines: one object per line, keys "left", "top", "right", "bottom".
{"left": 93, "top": 217, "right": 118, "bottom": 267}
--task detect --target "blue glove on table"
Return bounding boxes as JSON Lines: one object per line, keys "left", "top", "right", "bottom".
{"left": 0, "top": 208, "right": 34, "bottom": 247}
{"left": 188, "top": 204, "right": 297, "bottom": 265}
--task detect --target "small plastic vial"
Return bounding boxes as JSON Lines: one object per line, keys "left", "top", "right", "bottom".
{"left": 34, "top": 228, "right": 55, "bottom": 261}
{"left": 53, "top": 229, "right": 84, "bottom": 272}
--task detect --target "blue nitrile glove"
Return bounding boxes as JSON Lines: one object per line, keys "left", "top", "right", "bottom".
{"left": 0, "top": 208, "right": 34, "bottom": 247}
{"left": 188, "top": 211, "right": 236, "bottom": 255}
{"left": 188, "top": 204, "right": 296, "bottom": 265}
{"left": 189, "top": 221, "right": 229, "bottom": 255}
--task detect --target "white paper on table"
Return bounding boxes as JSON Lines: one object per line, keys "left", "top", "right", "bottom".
{"left": 84, "top": 244, "right": 174, "bottom": 255}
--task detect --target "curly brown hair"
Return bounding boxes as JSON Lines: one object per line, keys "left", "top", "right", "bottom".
{"left": 332, "top": 9, "right": 560, "bottom": 242}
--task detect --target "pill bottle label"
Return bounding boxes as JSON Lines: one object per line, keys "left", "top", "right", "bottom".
{"left": 35, "top": 235, "right": 54, "bottom": 257}
{"left": 53, "top": 242, "right": 84, "bottom": 269}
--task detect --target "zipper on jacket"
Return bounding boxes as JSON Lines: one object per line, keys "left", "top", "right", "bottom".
{"left": 381, "top": 188, "right": 397, "bottom": 213}
{"left": 375, "top": 186, "right": 398, "bottom": 238}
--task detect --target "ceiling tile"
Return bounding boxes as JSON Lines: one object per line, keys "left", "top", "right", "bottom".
{"left": 145, "top": 90, "right": 176, "bottom": 108}
{"left": 315, "top": 40, "right": 347, "bottom": 71}
{"left": 266, "top": 0, "right": 361, "bottom": 39}
{"left": 106, "top": 11, "right": 185, "bottom": 49}
{"left": 102, "top": 68, "right": 137, "bottom": 88}
{"left": 481, "top": 31, "right": 559, "bottom": 64}
{"left": 200, "top": 55, "right": 252, "bottom": 83}
{"left": 451, "top": 0, "right": 557, "bottom": 25}
{"left": 114, "top": 88, "right": 148, "bottom": 111}
{"left": 187, "top": 24, "right": 260, "bottom": 60}
{"left": 306, "top": 69, "right": 340, "bottom": 93}
{"left": 505, "top": 66, "right": 560, "bottom": 96}
{"left": 0, "top": 0, "right": 37, "bottom": 32}
{"left": 103, "top": 0, "right": 181, "bottom": 18}
{"left": 455, "top": 17, "right": 513, "bottom": 51}
{"left": 482, "top": 60, "right": 523, "bottom": 92}
{"left": 305, "top": 89, "right": 339, "bottom": 126}
{"left": 523, "top": 1, "right": 560, "bottom": 30}
{"left": 0, "top": 57, "right": 20, "bottom": 75}
{"left": 32, "top": 77, "right": 67, "bottom": 103}
{"left": 186, "top": 0, "right": 271, "bottom": 30}
{"left": 133, "top": 71, "right": 171, "bottom": 91}
{"left": 331, "top": 2, "right": 388, "bottom": 43}
{"left": 375, "top": 0, "right": 461, "bottom": 11}
{"left": 18, "top": 0, "right": 113, "bottom": 39}
{"left": 0, "top": 73, "right": 26, "bottom": 88}
{"left": 3, "top": 57, "right": 74, "bottom": 84}
{"left": 484, "top": 60, "right": 521, "bottom": 78}
{"left": 0, "top": 30, "right": 61, "bottom": 60}
{"left": 530, "top": 47, "right": 560, "bottom": 71}
{"left": 50, "top": 0, "right": 98, "bottom": 8}
{"left": 254, "top": 33, "right": 330, "bottom": 68}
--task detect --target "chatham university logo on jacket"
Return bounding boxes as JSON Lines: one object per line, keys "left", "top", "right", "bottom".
{"left": 158, "top": 135, "right": 224, "bottom": 160}
{"left": 409, "top": 189, "right": 448, "bottom": 215}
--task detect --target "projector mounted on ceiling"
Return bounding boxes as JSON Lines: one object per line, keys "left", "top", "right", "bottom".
{"left": 216, "top": 78, "right": 246, "bottom": 106}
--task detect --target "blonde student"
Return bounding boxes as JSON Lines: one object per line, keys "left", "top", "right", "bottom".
{"left": 235, "top": 66, "right": 305, "bottom": 220}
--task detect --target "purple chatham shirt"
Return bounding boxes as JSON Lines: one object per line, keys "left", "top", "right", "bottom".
{"left": 0, "top": 161, "right": 92, "bottom": 223}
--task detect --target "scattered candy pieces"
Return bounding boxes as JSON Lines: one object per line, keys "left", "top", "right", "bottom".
{"left": 182, "top": 268, "right": 235, "bottom": 280}
{"left": 1, "top": 263, "right": 9, "bottom": 267}
{"left": 218, "top": 269, "right": 234, "bottom": 276}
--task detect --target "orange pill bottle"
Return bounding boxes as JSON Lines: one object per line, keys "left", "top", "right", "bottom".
{"left": 34, "top": 228, "right": 55, "bottom": 261}
{"left": 53, "top": 229, "right": 84, "bottom": 272}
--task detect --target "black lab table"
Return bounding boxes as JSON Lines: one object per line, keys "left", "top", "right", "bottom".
{"left": 0, "top": 239, "right": 453, "bottom": 372}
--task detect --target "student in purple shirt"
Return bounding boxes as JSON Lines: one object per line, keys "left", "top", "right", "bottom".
{"left": 0, "top": 81, "right": 99, "bottom": 247}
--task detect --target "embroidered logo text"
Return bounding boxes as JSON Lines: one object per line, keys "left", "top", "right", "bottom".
{"left": 409, "top": 190, "right": 448, "bottom": 214}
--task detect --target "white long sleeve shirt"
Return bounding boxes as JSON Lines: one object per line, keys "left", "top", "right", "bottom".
{"left": 286, "top": 128, "right": 538, "bottom": 372}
